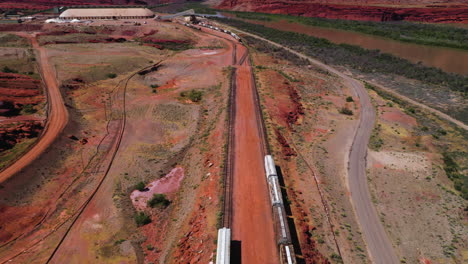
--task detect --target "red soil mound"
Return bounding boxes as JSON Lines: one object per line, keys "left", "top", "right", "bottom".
{"left": 218, "top": 1, "right": 468, "bottom": 23}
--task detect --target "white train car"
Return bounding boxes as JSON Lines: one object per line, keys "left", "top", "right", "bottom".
{"left": 216, "top": 228, "right": 231, "bottom": 264}
{"left": 264, "top": 155, "right": 277, "bottom": 178}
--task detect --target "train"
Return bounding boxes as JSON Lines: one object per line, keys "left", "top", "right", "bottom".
{"left": 216, "top": 227, "right": 231, "bottom": 264}
{"left": 183, "top": 21, "right": 242, "bottom": 42}
{"left": 264, "top": 155, "right": 297, "bottom": 264}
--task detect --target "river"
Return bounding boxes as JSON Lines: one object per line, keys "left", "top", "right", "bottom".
{"left": 225, "top": 16, "right": 468, "bottom": 75}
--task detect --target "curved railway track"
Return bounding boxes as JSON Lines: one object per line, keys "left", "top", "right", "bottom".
{"left": 0, "top": 63, "right": 161, "bottom": 264}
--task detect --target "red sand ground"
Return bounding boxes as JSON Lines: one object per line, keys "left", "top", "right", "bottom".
{"left": 231, "top": 46, "right": 279, "bottom": 263}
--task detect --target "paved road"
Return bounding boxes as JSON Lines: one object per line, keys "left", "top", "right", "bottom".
{"left": 0, "top": 33, "right": 68, "bottom": 183}
{"left": 226, "top": 27, "right": 399, "bottom": 263}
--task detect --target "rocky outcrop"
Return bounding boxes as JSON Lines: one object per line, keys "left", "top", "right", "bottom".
{"left": 218, "top": 1, "right": 468, "bottom": 23}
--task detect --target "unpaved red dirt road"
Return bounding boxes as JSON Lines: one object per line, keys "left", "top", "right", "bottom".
{"left": 0, "top": 33, "right": 68, "bottom": 183}
{"left": 231, "top": 44, "right": 279, "bottom": 263}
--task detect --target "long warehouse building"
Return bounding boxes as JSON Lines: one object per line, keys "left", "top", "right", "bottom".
{"left": 59, "top": 8, "right": 154, "bottom": 20}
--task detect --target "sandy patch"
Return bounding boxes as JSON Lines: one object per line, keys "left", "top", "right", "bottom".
{"left": 368, "top": 150, "right": 429, "bottom": 172}
{"left": 380, "top": 106, "right": 417, "bottom": 127}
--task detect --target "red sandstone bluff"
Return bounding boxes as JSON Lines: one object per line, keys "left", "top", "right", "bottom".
{"left": 217, "top": 0, "right": 468, "bottom": 23}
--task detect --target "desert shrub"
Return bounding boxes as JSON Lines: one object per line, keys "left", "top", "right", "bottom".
{"left": 442, "top": 152, "right": 467, "bottom": 199}
{"left": 134, "top": 212, "right": 151, "bottom": 226}
{"left": 22, "top": 104, "right": 36, "bottom": 114}
{"left": 135, "top": 181, "right": 146, "bottom": 191}
{"left": 339, "top": 107, "right": 353, "bottom": 115}
{"left": 147, "top": 193, "right": 170, "bottom": 208}
{"left": 180, "top": 89, "right": 203, "bottom": 102}
{"left": 150, "top": 84, "right": 159, "bottom": 88}
{"left": 346, "top": 96, "right": 354, "bottom": 102}
{"left": 106, "top": 73, "right": 117, "bottom": 79}
{"left": 2, "top": 66, "right": 18, "bottom": 73}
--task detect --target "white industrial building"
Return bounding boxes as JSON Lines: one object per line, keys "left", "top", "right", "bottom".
{"left": 59, "top": 8, "right": 154, "bottom": 20}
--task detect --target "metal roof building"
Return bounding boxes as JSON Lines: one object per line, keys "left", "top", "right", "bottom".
{"left": 59, "top": 8, "right": 154, "bottom": 20}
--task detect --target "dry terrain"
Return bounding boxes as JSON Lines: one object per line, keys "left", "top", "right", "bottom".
{"left": 0, "top": 33, "right": 45, "bottom": 172}
{"left": 366, "top": 86, "right": 467, "bottom": 263}
{"left": 248, "top": 38, "right": 370, "bottom": 263}
{"left": 0, "top": 19, "right": 233, "bottom": 264}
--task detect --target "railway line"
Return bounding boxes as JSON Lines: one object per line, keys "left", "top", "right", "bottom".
{"left": 195, "top": 23, "right": 297, "bottom": 264}
{"left": 0, "top": 63, "right": 161, "bottom": 264}
{"left": 224, "top": 25, "right": 400, "bottom": 263}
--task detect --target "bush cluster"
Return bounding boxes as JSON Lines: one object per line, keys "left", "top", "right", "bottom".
{"left": 180, "top": 89, "right": 203, "bottom": 102}
{"left": 147, "top": 193, "right": 171, "bottom": 208}
{"left": 134, "top": 212, "right": 151, "bottom": 227}
{"left": 442, "top": 152, "right": 467, "bottom": 199}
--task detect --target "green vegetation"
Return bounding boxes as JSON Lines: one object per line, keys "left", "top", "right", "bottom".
{"left": 0, "top": 33, "right": 30, "bottom": 47}
{"left": 21, "top": 104, "right": 36, "bottom": 114}
{"left": 366, "top": 82, "right": 468, "bottom": 199}
{"left": 114, "top": 239, "right": 126, "bottom": 245}
{"left": 180, "top": 89, "right": 203, "bottom": 102}
{"left": 442, "top": 152, "right": 467, "bottom": 199}
{"left": 134, "top": 212, "right": 151, "bottom": 227}
{"left": 2, "top": 66, "right": 18, "bottom": 73}
{"left": 346, "top": 96, "right": 354, "bottom": 102}
{"left": 277, "top": 70, "right": 299, "bottom": 82}
{"left": 147, "top": 193, "right": 171, "bottom": 208}
{"left": 339, "top": 107, "right": 353, "bottom": 115}
{"left": 106, "top": 73, "right": 117, "bottom": 79}
{"left": 227, "top": 11, "right": 468, "bottom": 50}
{"left": 214, "top": 18, "right": 467, "bottom": 94}
{"left": 161, "top": 41, "right": 193, "bottom": 51}
{"left": 330, "top": 253, "right": 343, "bottom": 263}
{"left": 135, "top": 181, "right": 146, "bottom": 191}
{"left": 0, "top": 138, "right": 36, "bottom": 170}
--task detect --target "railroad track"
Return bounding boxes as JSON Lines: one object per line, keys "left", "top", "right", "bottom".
{"left": 45, "top": 63, "right": 162, "bottom": 263}
{"left": 223, "top": 67, "right": 237, "bottom": 228}
{"left": 0, "top": 63, "right": 161, "bottom": 264}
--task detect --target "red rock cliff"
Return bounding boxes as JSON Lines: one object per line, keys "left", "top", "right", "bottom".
{"left": 217, "top": 0, "right": 468, "bottom": 23}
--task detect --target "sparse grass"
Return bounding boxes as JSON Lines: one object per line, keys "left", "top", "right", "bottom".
{"left": 0, "top": 33, "right": 30, "bottom": 47}
{"left": 0, "top": 138, "right": 36, "bottom": 170}
{"left": 2, "top": 66, "right": 18, "bottom": 73}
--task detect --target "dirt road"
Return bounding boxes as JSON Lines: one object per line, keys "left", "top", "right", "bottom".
{"left": 226, "top": 27, "right": 399, "bottom": 263}
{"left": 231, "top": 52, "right": 279, "bottom": 263}
{"left": 0, "top": 33, "right": 68, "bottom": 183}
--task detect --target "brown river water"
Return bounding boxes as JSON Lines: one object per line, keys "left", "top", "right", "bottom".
{"left": 228, "top": 16, "right": 468, "bottom": 75}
